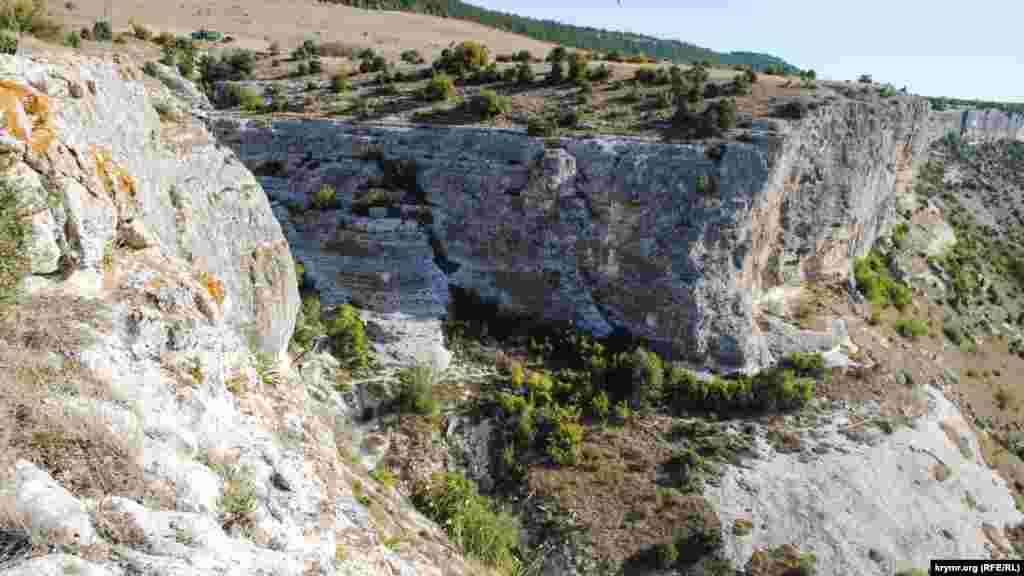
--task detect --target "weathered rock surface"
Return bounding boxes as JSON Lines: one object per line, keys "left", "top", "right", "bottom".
{"left": 215, "top": 95, "right": 937, "bottom": 371}
{"left": 0, "top": 53, "right": 297, "bottom": 360}
{"left": 708, "top": 386, "right": 1024, "bottom": 575}
{"left": 0, "top": 53, "right": 483, "bottom": 576}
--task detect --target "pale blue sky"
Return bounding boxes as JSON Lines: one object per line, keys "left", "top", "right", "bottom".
{"left": 468, "top": 0, "right": 1023, "bottom": 102}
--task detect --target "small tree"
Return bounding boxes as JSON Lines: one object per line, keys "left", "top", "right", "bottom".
{"left": 516, "top": 61, "right": 534, "bottom": 84}
{"left": 717, "top": 98, "right": 737, "bottom": 130}
{"left": 92, "top": 19, "right": 112, "bottom": 42}
{"left": 400, "top": 49, "right": 423, "bottom": 64}
{"left": 423, "top": 73, "right": 455, "bottom": 101}
{"left": 567, "top": 51, "right": 589, "bottom": 83}
{"left": 470, "top": 89, "right": 510, "bottom": 119}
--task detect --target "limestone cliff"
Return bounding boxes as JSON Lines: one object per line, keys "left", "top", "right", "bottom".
{"left": 214, "top": 91, "right": 938, "bottom": 372}
{"left": 0, "top": 53, "right": 485, "bottom": 575}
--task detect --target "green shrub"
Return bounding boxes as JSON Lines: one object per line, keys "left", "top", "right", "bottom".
{"left": 695, "top": 175, "right": 707, "bottom": 195}
{"left": 717, "top": 97, "right": 738, "bottom": 130}
{"left": 469, "top": 89, "right": 510, "bottom": 119}
{"left": 0, "top": 31, "right": 17, "bottom": 55}
{"left": 879, "top": 84, "right": 897, "bottom": 98}
{"left": 567, "top": 51, "right": 589, "bottom": 82}
{"left": 423, "top": 73, "right": 455, "bottom": 101}
{"left": 655, "top": 90, "right": 674, "bottom": 109}
{"left": 630, "top": 347, "right": 664, "bottom": 409}
{"left": 894, "top": 318, "right": 928, "bottom": 340}
{"left": 433, "top": 40, "right": 490, "bottom": 76}
{"left": 311, "top": 184, "right": 337, "bottom": 210}
{"left": 500, "top": 66, "right": 517, "bottom": 82}
{"left": 514, "top": 49, "right": 532, "bottom": 63}
{"left": 588, "top": 63, "right": 611, "bottom": 83}
{"left": 396, "top": 363, "right": 438, "bottom": 415}
{"left": 400, "top": 49, "right": 423, "bottom": 64}
{"left": 516, "top": 61, "right": 534, "bottom": 84}
{"left": 853, "top": 249, "right": 912, "bottom": 310}
{"left": 308, "top": 58, "right": 323, "bottom": 75}
{"left": 654, "top": 541, "right": 679, "bottom": 568}
{"left": 64, "top": 30, "right": 79, "bottom": 48}
{"left": 91, "top": 19, "right": 112, "bottom": 42}
{"left": 0, "top": 178, "right": 30, "bottom": 308}
{"left": 325, "top": 304, "right": 368, "bottom": 369}
{"left": 544, "top": 404, "right": 583, "bottom": 466}
{"left": 219, "top": 84, "right": 264, "bottom": 111}
{"left": 526, "top": 114, "right": 557, "bottom": 137}
{"left": 411, "top": 472, "right": 520, "bottom": 572}
{"left": 330, "top": 73, "right": 350, "bottom": 93}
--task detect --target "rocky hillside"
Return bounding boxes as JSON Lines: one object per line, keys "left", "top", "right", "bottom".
{"left": 0, "top": 51, "right": 491, "bottom": 575}
{"left": 214, "top": 89, "right": 944, "bottom": 373}
{"left": 3, "top": 25, "right": 1024, "bottom": 576}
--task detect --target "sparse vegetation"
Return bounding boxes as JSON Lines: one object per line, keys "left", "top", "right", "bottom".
{"left": 469, "top": 89, "right": 510, "bottom": 120}
{"left": 411, "top": 471, "right": 520, "bottom": 573}
{"left": 853, "top": 249, "right": 912, "bottom": 310}
{"left": 894, "top": 318, "right": 928, "bottom": 340}
{"left": 395, "top": 363, "right": 439, "bottom": 415}
{"left": 0, "top": 178, "right": 31, "bottom": 308}
{"left": 423, "top": 73, "right": 455, "bottom": 101}
{"left": 325, "top": 304, "right": 368, "bottom": 369}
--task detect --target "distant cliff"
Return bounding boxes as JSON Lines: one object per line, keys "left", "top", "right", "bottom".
{"left": 212, "top": 89, "right": 947, "bottom": 372}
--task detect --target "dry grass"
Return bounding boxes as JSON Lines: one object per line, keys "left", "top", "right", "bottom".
{"left": 0, "top": 294, "right": 175, "bottom": 522}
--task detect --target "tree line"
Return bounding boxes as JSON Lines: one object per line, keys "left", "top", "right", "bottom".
{"left": 320, "top": 0, "right": 799, "bottom": 71}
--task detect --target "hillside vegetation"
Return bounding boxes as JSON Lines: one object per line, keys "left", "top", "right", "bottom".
{"left": 320, "top": 0, "right": 799, "bottom": 71}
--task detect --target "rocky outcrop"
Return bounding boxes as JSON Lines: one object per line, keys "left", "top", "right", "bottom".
{"left": 214, "top": 94, "right": 935, "bottom": 372}
{"left": 0, "top": 53, "right": 483, "bottom": 576}
{"left": 0, "top": 53, "right": 296, "bottom": 360}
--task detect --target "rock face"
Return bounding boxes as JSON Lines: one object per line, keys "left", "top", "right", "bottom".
{"left": 215, "top": 96, "right": 936, "bottom": 372}
{"left": 0, "top": 53, "right": 483, "bottom": 576}
{"left": 0, "top": 53, "right": 297, "bottom": 360}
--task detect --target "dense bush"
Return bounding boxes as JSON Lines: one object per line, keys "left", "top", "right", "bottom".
{"left": 325, "top": 304, "right": 368, "bottom": 369}
{"left": 516, "top": 61, "right": 534, "bottom": 84}
{"left": 0, "top": 31, "right": 16, "bottom": 55}
{"left": 311, "top": 183, "right": 338, "bottom": 210}
{"left": 527, "top": 114, "right": 557, "bottom": 137}
{"left": 359, "top": 54, "right": 387, "bottom": 74}
{"left": 411, "top": 472, "right": 520, "bottom": 572}
{"left": 514, "top": 49, "right": 532, "bottom": 62}
{"left": 853, "top": 249, "right": 912, "bottom": 310}
{"left": 219, "top": 84, "right": 264, "bottom": 111}
{"left": 566, "top": 51, "right": 589, "bottom": 82}
{"left": 765, "top": 63, "right": 785, "bottom": 76}
{"left": 434, "top": 40, "right": 490, "bottom": 76}
{"left": 588, "top": 63, "right": 611, "bottom": 83}
{"left": 91, "top": 19, "right": 112, "bottom": 42}
{"left": 330, "top": 73, "right": 350, "bottom": 93}
{"left": 716, "top": 98, "right": 738, "bottom": 130}
{"left": 422, "top": 73, "right": 455, "bottom": 101}
{"left": 469, "top": 89, "right": 510, "bottom": 119}
{"left": 895, "top": 318, "right": 929, "bottom": 339}
{"left": 63, "top": 30, "right": 79, "bottom": 48}
{"left": 400, "top": 49, "right": 423, "bottom": 64}
{"left": 395, "top": 363, "right": 438, "bottom": 415}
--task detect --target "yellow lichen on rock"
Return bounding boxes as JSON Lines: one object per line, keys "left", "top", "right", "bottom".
{"left": 0, "top": 79, "right": 55, "bottom": 154}
{"left": 90, "top": 145, "right": 138, "bottom": 199}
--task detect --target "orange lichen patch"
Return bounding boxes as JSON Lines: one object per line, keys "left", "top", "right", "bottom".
{"left": 90, "top": 145, "right": 138, "bottom": 199}
{"left": 0, "top": 79, "right": 56, "bottom": 154}
{"left": 199, "top": 270, "right": 226, "bottom": 307}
